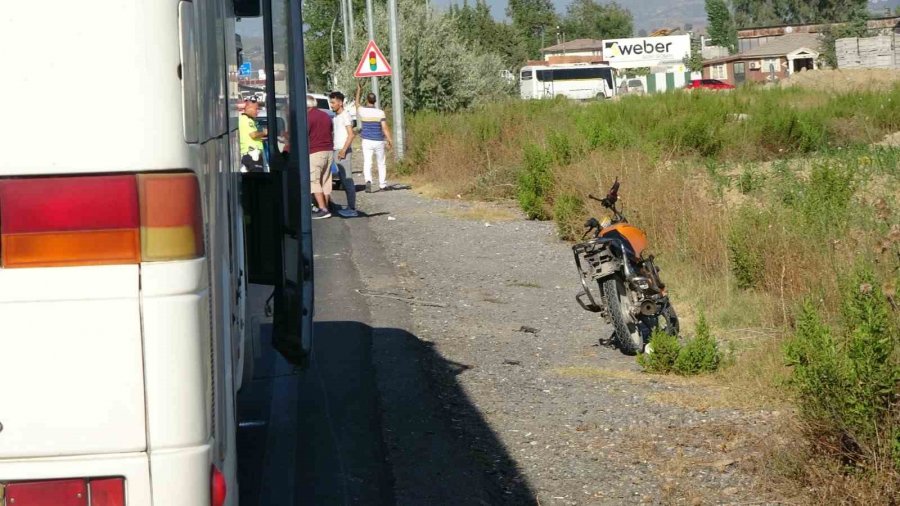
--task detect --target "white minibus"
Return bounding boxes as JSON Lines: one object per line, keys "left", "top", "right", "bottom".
{"left": 519, "top": 63, "right": 615, "bottom": 100}
{"left": 0, "top": 0, "right": 313, "bottom": 504}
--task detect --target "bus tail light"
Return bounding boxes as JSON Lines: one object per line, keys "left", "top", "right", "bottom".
{"left": 4, "top": 479, "right": 87, "bottom": 505}
{"left": 0, "top": 172, "right": 203, "bottom": 268}
{"left": 137, "top": 173, "right": 204, "bottom": 261}
{"left": 89, "top": 478, "right": 126, "bottom": 506}
{"left": 211, "top": 464, "right": 227, "bottom": 506}
{"left": 2, "top": 477, "right": 125, "bottom": 506}
{"left": 0, "top": 176, "right": 140, "bottom": 268}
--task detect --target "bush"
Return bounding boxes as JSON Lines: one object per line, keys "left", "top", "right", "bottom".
{"left": 785, "top": 267, "right": 899, "bottom": 471}
{"left": 674, "top": 313, "right": 722, "bottom": 375}
{"left": 727, "top": 207, "right": 767, "bottom": 289}
{"left": 639, "top": 313, "right": 723, "bottom": 375}
{"left": 637, "top": 327, "right": 681, "bottom": 374}
{"left": 553, "top": 194, "right": 584, "bottom": 240}
{"left": 517, "top": 144, "right": 553, "bottom": 220}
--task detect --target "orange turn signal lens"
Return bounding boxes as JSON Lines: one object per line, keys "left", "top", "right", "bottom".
{"left": 137, "top": 172, "right": 205, "bottom": 261}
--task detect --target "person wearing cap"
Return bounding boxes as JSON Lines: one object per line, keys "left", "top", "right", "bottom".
{"left": 239, "top": 99, "right": 266, "bottom": 172}
{"left": 354, "top": 82, "right": 393, "bottom": 193}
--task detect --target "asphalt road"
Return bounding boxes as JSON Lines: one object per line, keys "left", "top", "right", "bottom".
{"left": 236, "top": 205, "right": 394, "bottom": 505}
{"left": 236, "top": 188, "right": 537, "bottom": 505}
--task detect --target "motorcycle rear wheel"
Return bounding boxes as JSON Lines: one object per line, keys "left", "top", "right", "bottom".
{"left": 602, "top": 277, "right": 643, "bottom": 355}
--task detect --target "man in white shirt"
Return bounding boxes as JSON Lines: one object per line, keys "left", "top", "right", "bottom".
{"left": 329, "top": 91, "right": 358, "bottom": 217}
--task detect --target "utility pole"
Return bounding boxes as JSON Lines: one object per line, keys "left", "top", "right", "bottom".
{"left": 364, "top": 0, "right": 379, "bottom": 105}
{"left": 329, "top": 16, "right": 337, "bottom": 89}
{"left": 347, "top": 0, "right": 356, "bottom": 45}
{"left": 341, "top": 0, "right": 350, "bottom": 59}
{"left": 388, "top": 0, "right": 404, "bottom": 159}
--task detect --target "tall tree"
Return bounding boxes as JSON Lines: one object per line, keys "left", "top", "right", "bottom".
{"left": 451, "top": 1, "right": 528, "bottom": 68}
{"left": 731, "top": 0, "right": 869, "bottom": 28}
{"left": 706, "top": 0, "right": 738, "bottom": 53}
{"left": 562, "top": 0, "right": 633, "bottom": 40}
{"left": 507, "top": 0, "right": 557, "bottom": 58}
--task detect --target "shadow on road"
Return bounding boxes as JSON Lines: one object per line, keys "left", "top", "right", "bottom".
{"left": 237, "top": 320, "right": 537, "bottom": 505}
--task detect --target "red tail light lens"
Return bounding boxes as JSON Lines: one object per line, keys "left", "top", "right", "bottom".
{"left": 0, "top": 172, "right": 204, "bottom": 268}
{"left": 89, "top": 478, "right": 126, "bottom": 506}
{"left": 0, "top": 176, "right": 140, "bottom": 268}
{"left": 5, "top": 479, "right": 88, "bottom": 505}
{"left": 211, "top": 464, "right": 227, "bottom": 506}
{"left": 1, "top": 478, "right": 125, "bottom": 506}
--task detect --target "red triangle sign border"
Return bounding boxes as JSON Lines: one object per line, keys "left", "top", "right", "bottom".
{"left": 354, "top": 40, "right": 393, "bottom": 78}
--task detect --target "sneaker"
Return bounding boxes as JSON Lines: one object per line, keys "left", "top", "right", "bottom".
{"left": 337, "top": 208, "right": 359, "bottom": 218}
{"left": 312, "top": 209, "right": 331, "bottom": 220}
{"left": 365, "top": 182, "right": 373, "bottom": 193}
{"left": 311, "top": 205, "right": 320, "bottom": 213}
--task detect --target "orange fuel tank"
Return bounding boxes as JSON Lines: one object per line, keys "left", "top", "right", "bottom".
{"left": 600, "top": 223, "right": 648, "bottom": 258}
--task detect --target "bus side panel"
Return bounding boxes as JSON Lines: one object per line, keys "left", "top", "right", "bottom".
{"left": 148, "top": 445, "right": 212, "bottom": 506}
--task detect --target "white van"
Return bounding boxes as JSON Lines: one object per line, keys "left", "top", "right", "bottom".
{"left": 0, "top": 0, "right": 313, "bottom": 504}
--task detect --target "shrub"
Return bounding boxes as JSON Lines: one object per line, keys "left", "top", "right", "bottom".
{"left": 547, "top": 131, "right": 575, "bottom": 166}
{"left": 737, "top": 165, "right": 765, "bottom": 194}
{"left": 785, "top": 267, "right": 899, "bottom": 471}
{"left": 553, "top": 194, "right": 584, "bottom": 240}
{"left": 638, "top": 327, "right": 681, "bottom": 374}
{"left": 793, "top": 160, "right": 855, "bottom": 235}
{"left": 517, "top": 144, "right": 553, "bottom": 220}
{"left": 674, "top": 313, "right": 722, "bottom": 375}
{"left": 727, "top": 207, "right": 767, "bottom": 289}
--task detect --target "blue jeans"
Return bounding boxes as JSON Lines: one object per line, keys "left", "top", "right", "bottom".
{"left": 334, "top": 149, "right": 356, "bottom": 210}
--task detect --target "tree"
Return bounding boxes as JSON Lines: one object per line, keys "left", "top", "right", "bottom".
{"left": 706, "top": 0, "right": 738, "bottom": 53}
{"left": 683, "top": 36, "right": 704, "bottom": 72}
{"left": 562, "top": 0, "right": 633, "bottom": 40}
{"left": 506, "top": 0, "right": 557, "bottom": 58}
{"left": 335, "top": 0, "right": 514, "bottom": 113}
{"left": 451, "top": 0, "right": 528, "bottom": 68}
{"left": 731, "top": 0, "right": 870, "bottom": 28}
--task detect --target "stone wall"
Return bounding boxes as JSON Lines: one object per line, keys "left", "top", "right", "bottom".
{"left": 837, "top": 34, "right": 899, "bottom": 69}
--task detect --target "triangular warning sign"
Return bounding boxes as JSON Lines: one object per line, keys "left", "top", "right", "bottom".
{"left": 354, "top": 40, "right": 393, "bottom": 78}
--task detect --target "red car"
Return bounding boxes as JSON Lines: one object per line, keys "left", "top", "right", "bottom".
{"left": 685, "top": 79, "right": 736, "bottom": 90}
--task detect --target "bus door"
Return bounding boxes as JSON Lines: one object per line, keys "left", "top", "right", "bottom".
{"left": 237, "top": 0, "right": 314, "bottom": 366}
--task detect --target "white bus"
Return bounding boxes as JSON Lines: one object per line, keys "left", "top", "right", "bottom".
{"left": 0, "top": 0, "right": 313, "bottom": 505}
{"left": 519, "top": 63, "right": 615, "bottom": 100}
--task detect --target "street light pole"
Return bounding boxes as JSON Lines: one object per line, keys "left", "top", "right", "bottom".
{"left": 329, "top": 16, "right": 337, "bottom": 89}
{"left": 341, "top": 0, "right": 350, "bottom": 60}
{"left": 387, "top": 0, "right": 404, "bottom": 159}
{"left": 365, "top": 0, "right": 379, "bottom": 105}
{"left": 347, "top": 0, "right": 356, "bottom": 45}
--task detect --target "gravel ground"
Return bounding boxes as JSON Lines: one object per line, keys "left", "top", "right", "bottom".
{"left": 348, "top": 187, "right": 786, "bottom": 505}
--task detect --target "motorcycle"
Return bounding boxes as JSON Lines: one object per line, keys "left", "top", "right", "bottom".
{"left": 572, "top": 179, "right": 679, "bottom": 354}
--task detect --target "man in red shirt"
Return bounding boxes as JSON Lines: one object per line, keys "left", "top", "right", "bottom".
{"left": 307, "top": 94, "right": 335, "bottom": 219}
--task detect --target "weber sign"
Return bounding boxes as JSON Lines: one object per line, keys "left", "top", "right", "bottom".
{"left": 603, "top": 35, "right": 691, "bottom": 69}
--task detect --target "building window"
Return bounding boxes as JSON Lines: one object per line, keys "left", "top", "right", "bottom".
{"left": 762, "top": 58, "right": 780, "bottom": 73}
{"left": 710, "top": 64, "right": 728, "bottom": 80}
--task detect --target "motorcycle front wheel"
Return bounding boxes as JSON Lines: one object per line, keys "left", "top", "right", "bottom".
{"left": 601, "top": 277, "right": 643, "bottom": 355}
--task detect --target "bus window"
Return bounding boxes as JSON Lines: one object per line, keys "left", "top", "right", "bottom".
{"left": 520, "top": 70, "right": 533, "bottom": 81}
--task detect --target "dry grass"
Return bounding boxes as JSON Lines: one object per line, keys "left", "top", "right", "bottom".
{"left": 781, "top": 68, "right": 900, "bottom": 93}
